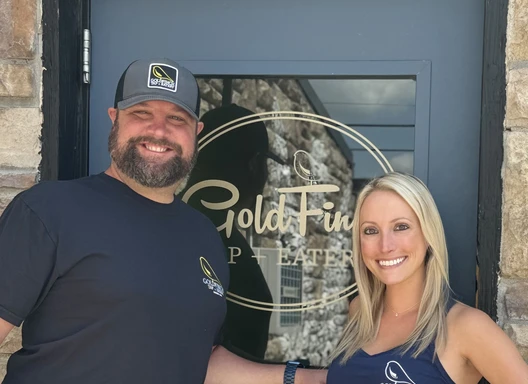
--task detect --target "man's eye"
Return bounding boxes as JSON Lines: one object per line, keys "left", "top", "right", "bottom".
{"left": 395, "top": 223, "right": 409, "bottom": 231}
{"left": 170, "top": 116, "right": 184, "bottom": 122}
{"left": 134, "top": 110, "right": 148, "bottom": 115}
{"left": 363, "top": 227, "right": 378, "bottom": 235}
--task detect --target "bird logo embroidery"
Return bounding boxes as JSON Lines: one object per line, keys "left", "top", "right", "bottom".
{"left": 385, "top": 361, "right": 416, "bottom": 384}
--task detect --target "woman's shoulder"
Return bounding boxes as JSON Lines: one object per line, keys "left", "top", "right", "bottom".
{"left": 446, "top": 302, "right": 499, "bottom": 343}
{"left": 447, "top": 302, "right": 492, "bottom": 324}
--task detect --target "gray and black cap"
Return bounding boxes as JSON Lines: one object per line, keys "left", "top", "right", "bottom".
{"left": 114, "top": 58, "right": 200, "bottom": 120}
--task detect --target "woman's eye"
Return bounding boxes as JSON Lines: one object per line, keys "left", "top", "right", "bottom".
{"left": 395, "top": 223, "right": 409, "bottom": 231}
{"left": 363, "top": 227, "right": 378, "bottom": 235}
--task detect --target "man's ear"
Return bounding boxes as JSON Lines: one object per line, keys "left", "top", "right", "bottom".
{"left": 196, "top": 121, "right": 204, "bottom": 135}
{"left": 108, "top": 108, "right": 118, "bottom": 124}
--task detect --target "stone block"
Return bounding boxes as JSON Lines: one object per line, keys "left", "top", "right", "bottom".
{"left": 208, "top": 79, "right": 223, "bottom": 94}
{"left": 0, "top": 108, "right": 42, "bottom": 169}
{"left": 503, "top": 279, "right": 528, "bottom": 321}
{"left": 506, "top": 68, "right": 528, "bottom": 127}
{"left": 507, "top": 0, "right": 528, "bottom": 63}
{"left": 0, "top": 64, "right": 34, "bottom": 98}
{"left": 256, "top": 80, "right": 275, "bottom": 111}
{"left": 232, "top": 80, "right": 258, "bottom": 111}
{"left": 505, "top": 322, "right": 528, "bottom": 361}
{"left": 0, "top": 327, "right": 21, "bottom": 354}
{"left": 197, "top": 80, "right": 222, "bottom": 107}
{"left": 0, "top": 354, "right": 8, "bottom": 382}
{"left": 0, "top": 188, "right": 23, "bottom": 214}
{"left": 0, "top": 170, "right": 37, "bottom": 189}
{"left": 276, "top": 79, "right": 305, "bottom": 105}
{"left": 199, "top": 99, "right": 211, "bottom": 119}
{"left": 0, "top": 0, "right": 37, "bottom": 59}
{"left": 501, "top": 131, "right": 528, "bottom": 278}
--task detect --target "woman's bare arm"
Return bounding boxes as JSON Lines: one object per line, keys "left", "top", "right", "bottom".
{"left": 457, "top": 306, "right": 528, "bottom": 383}
{"left": 0, "top": 317, "right": 14, "bottom": 346}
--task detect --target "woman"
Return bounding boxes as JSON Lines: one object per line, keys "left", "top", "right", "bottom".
{"left": 328, "top": 172, "right": 528, "bottom": 383}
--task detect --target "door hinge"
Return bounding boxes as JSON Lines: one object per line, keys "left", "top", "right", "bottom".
{"left": 83, "top": 29, "right": 91, "bottom": 84}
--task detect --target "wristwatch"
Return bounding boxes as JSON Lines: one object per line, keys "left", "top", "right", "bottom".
{"left": 283, "top": 361, "right": 303, "bottom": 384}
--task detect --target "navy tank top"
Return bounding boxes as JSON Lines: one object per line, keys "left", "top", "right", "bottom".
{"left": 328, "top": 299, "right": 456, "bottom": 384}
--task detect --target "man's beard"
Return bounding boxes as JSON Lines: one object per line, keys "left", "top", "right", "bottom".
{"left": 108, "top": 120, "right": 198, "bottom": 188}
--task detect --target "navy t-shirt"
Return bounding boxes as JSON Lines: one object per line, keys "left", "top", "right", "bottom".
{"left": 0, "top": 173, "right": 229, "bottom": 384}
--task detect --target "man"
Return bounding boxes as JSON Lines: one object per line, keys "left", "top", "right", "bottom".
{"left": 0, "top": 58, "right": 326, "bottom": 384}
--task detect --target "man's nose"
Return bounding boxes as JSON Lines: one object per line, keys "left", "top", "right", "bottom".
{"left": 145, "top": 115, "right": 169, "bottom": 137}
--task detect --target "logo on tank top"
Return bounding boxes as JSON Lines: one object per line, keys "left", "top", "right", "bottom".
{"left": 383, "top": 361, "right": 415, "bottom": 384}
{"left": 200, "top": 257, "right": 225, "bottom": 298}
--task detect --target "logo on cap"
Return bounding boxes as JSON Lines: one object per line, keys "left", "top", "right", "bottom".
{"left": 148, "top": 63, "right": 178, "bottom": 92}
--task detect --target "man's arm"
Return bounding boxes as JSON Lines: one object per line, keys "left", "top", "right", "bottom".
{"left": 205, "top": 346, "right": 327, "bottom": 384}
{"left": 0, "top": 317, "right": 14, "bottom": 345}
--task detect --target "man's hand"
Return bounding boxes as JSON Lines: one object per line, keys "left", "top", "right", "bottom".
{"left": 205, "top": 346, "right": 327, "bottom": 384}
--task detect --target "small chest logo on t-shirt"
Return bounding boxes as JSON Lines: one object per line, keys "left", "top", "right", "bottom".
{"left": 200, "top": 257, "right": 225, "bottom": 298}
{"left": 382, "top": 360, "right": 415, "bottom": 384}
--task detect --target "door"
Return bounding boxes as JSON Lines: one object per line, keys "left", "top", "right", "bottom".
{"left": 89, "top": 0, "right": 484, "bottom": 366}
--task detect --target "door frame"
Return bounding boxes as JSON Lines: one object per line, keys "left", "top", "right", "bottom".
{"left": 40, "top": 0, "right": 506, "bottom": 320}
{"left": 41, "top": 0, "right": 90, "bottom": 181}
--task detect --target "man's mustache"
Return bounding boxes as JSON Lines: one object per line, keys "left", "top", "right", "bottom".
{"left": 127, "top": 136, "right": 183, "bottom": 156}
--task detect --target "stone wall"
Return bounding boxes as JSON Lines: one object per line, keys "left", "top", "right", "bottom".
{"left": 0, "top": 0, "right": 42, "bottom": 378}
{"left": 199, "top": 78, "right": 355, "bottom": 366}
{"left": 499, "top": 0, "right": 528, "bottom": 361}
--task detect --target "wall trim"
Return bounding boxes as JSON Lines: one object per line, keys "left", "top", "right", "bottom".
{"left": 40, "top": 0, "right": 90, "bottom": 181}
{"left": 476, "top": 0, "right": 507, "bottom": 321}
{"left": 40, "top": 0, "right": 60, "bottom": 181}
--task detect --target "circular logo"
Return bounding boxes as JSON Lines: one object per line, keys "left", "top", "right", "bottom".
{"left": 183, "top": 111, "right": 392, "bottom": 312}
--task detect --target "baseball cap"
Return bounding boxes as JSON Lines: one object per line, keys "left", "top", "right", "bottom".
{"left": 114, "top": 58, "right": 200, "bottom": 120}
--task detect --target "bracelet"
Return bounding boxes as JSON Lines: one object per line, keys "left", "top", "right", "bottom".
{"left": 283, "top": 361, "right": 303, "bottom": 384}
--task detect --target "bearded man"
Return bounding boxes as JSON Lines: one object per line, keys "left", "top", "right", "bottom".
{"left": 0, "top": 58, "right": 326, "bottom": 384}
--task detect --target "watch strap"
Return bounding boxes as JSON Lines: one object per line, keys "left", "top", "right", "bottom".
{"left": 284, "top": 361, "right": 302, "bottom": 384}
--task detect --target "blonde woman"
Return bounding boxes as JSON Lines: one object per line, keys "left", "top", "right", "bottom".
{"left": 327, "top": 172, "right": 528, "bottom": 383}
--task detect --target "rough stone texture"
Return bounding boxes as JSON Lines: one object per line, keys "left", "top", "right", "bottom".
{"left": 0, "top": 354, "right": 8, "bottom": 380}
{"left": 0, "top": 108, "right": 42, "bottom": 169}
{"left": 199, "top": 79, "right": 354, "bottom": 366}
{"left": 0, "top": 188, "right": 23, "bottom": 215}
{"left": 498, "top": 0, "right": 528, "bottom": 361}
{"left": 197, "top": 79, "right": 222, "bottom": 110}
{"left": 0, "top": 328, "right": 21, "bottom": 354}
{"left": 0, "top": 64, "right": 34, "bottom": 98}
{"left": 505, "top": 68, "right": 528, "bottom": 128}
{"left": 501, "top": 131, "right": 528, "bottom": 278}
{"left": 505, "top": 323, "right": 528, "bottom": 361}
{"left": 502, "top": 279, "right": 528, "bottom": 321}
{"left": 506, "top": 0, "right": 528, "bottom": 63}
{"left": 0, "top": 0, "right": 37, "bottom": 59}
{"left": 0, "top": 170, "right": 37, "bottom": 189}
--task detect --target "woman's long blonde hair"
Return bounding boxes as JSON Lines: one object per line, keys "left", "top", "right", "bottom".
{"left": 331, "top": 172, "right": 451, "bottom": 363}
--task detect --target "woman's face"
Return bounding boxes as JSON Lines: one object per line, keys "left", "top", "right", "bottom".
{"left": 359, "top": 190, "right": 428, "bottom": 287}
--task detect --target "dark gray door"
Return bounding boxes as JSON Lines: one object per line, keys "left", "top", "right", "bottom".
{"left": 89, "top": 0, "right": 484, "bottom": 320}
